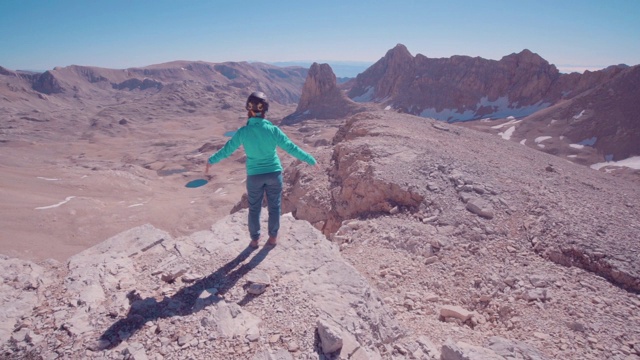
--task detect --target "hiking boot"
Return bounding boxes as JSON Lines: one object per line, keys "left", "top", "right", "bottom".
{"left": 267, "top": 236, "right": 277, "bottom": 245}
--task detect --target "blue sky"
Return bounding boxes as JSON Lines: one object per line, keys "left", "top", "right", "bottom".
{"left": 1, "top": 0, "right": 639, "bottom": 73}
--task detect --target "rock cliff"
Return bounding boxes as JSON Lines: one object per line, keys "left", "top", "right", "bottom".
{"left": 282, "top": 63, "right": 368, "bottom": 124}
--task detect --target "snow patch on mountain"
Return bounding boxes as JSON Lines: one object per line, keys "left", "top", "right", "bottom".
{"left": 491, "top": 118, "right": 521, "bottom": 129}
{"left": 535, "top": 136, "right": 552, "bottom": 148}
{"left": 419, "top": 107, "right": 476, "bottom": 122}
{"left": 573, "top": 110, "right": 586, "bottom": 119}
{"left": 479, "top": 97, "right": 550, "bottom": 120}
{"left": 418, "top": 97, "right": 550, "bottom": 122}
{"left": 498, "top": 126, "right": 516, "bottom": 140}
{"left": 591, "top": 156, "right": 640, "bottom": 170}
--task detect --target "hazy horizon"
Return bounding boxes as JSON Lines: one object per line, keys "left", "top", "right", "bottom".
{"left": 1, "top": 0, "right": 639, "bottom": 74}
{"left": 2, "top": 58, "right": 614, "bottom": 79}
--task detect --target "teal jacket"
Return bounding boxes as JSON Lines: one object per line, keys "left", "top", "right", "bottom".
{"left": 208, "top": 117, "right": 317, "bottom": 176}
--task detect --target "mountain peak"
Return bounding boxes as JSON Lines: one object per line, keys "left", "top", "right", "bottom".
{"left": 298, "top": 62, "right": 341, "bottom": 108}
{"left": 385, "top": 43, "right": 413, "bottom": 61}
{"left": 501, "top": 49, "right": 548, "bottom": 66}
{"left": 283, "top": 63, "right": 366, "bottom": 124}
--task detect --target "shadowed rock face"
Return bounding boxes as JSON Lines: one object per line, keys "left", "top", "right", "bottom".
{"left": 32, "top": 71, "right": 64, "bottom": 94}
{"left": 459, "top": 64, "right": 640, "bottom": 163}
{"left": 0, "top": 66, "right": 14, "bottom": 76}
{"left": 347, "top": 44, "right": 415, "bottom": 104}
{"left": 555, "top": 65, "right": 640, "bottom": 160}
{"left": 112, "top": 78, "right": 163, "bottom": 91}
{"left": 282, "top": 62, "right": 367, "bottom": 124}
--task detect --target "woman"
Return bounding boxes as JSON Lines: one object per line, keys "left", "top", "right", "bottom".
{"left": 205, "top": 91, "right": 317, "bottom": 248}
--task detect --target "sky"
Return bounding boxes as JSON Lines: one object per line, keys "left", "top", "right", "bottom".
{"left": 1, "top": 0, "right": 640, "bottom": 73}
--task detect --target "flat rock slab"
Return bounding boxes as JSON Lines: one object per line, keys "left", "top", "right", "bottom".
{"left": 1, "top": 210, "right": 405, "bottom": 358}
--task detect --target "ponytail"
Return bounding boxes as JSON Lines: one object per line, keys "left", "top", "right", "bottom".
{"left": 247, "top": 109, "right": 265, "bottom": 119}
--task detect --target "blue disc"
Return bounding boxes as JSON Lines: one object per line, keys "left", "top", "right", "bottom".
{"left": 185, "top": 179, "right": 208, "bottom": 188}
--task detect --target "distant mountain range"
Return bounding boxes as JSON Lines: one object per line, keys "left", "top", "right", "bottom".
{"left": 0, "top": 60, "right": 308, "bottom": 115}
{"left": 340, "top": 44, "right": 639, "bottom": 162}
{"left": 344, "top": 44, "right": 632, "bottom": 122}
{"left": 1, "top": 44, "right": 637, "bottom": 163}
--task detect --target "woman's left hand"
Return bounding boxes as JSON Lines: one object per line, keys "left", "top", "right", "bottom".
{"left": 309, "top": 164, "right": 323, "bottom": 175}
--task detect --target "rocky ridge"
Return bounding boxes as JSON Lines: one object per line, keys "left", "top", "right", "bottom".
{"left": 283, "top": 111, "right": 640, "bottom": 359}
{"left": 457, "top": 64, "right": 640, "bottom": 169}
{"left": 284, "top": 111, "right": 640, "bottom": 293}
{"left": 229, "top": 110, "right": 639, "bottom": 359}
{"left": 2, "top": 61, "right": 307, "bottom": 105}
{"left": 519, "top": 64, "right": 640, "bottom": 161}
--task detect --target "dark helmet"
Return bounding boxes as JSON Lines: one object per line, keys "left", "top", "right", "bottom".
{"left": 246, "top": 91, "right": 269, "bottom": 113}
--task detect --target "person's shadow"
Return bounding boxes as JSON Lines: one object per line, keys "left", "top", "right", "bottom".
{"left": 96, "top": 244, "right": 275, "bottom": 350}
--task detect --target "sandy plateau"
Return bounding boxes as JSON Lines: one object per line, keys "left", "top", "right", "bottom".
{"left": 0, "top": 103, "right": 320, "bottom": 261}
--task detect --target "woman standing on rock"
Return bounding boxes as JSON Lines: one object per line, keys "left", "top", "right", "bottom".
{"left": 205, "top": 91, "right": 317, "bottom": 248}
